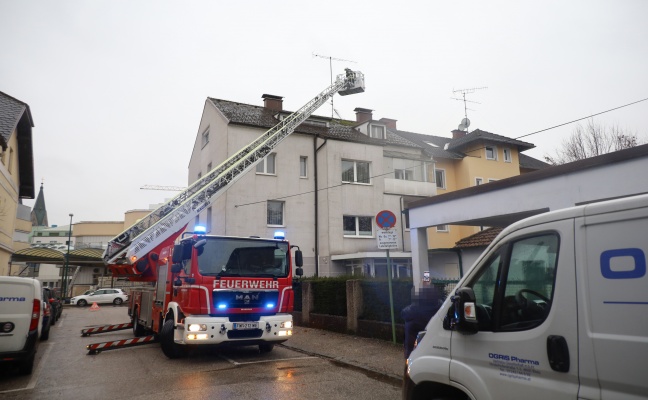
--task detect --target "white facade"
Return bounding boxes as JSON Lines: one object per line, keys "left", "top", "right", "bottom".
{"left": 188, "top": 97, "right": 437, "bottom": 277}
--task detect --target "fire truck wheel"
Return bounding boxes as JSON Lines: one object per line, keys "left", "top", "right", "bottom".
{"left": 132, "top": 311, "right": 146, "bottom": 337}
{"left": 259, "top": 343, "right": 274, "bottom": 353}
{"left": 160, "top": 319, "right": 187, "bottom": 359}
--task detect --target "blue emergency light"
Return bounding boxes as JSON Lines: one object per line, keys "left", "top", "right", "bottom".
{"left": 194, "top": 225, "right": 207, "bottom": 234}
{"left": 274, "top": 231, "right": 285, "bottom": 240}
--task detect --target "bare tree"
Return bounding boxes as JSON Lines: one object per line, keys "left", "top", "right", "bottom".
{"left": 544, "top": 119, "right": 642, "bottom": 165}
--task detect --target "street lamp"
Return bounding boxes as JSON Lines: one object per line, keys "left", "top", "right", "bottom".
{"left": 62, "top": 213, "right": 73, "bottom": 299}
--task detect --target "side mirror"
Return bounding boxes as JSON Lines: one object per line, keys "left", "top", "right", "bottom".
{"left": 294, "top": 250, "right": 303, "bottom": 267}
{"left": 449, "top": 287, "right": 479, "bottom": 335}
{"left": 295, "top": 267, "right": 303, "bottom": 277}
{"left": 173, "top": 278, "right": 182, "bottom": 287}
{"left": 172, "top": 244, "right": 184, "bottom": 264}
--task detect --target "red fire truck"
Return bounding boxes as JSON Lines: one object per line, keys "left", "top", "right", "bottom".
{"left": 86, "top": 70, "right": 365, "bottom": 358}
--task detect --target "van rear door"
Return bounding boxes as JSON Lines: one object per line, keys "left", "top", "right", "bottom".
{"left": 0, "top": 279, "right": 37, "bottom": 352}
{"left": 448, "top": 219, "right": 579, "bottom": 399}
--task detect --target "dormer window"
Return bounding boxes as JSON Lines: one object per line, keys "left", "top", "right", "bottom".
{"left": 370, "top": 124, "right": 386, "bottom": 139}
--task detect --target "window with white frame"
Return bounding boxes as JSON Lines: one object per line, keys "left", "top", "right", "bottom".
{"left": 267, "top": 201, "right": 284, "bottom": 226}
{"left": 503, "top": 148, "right": 512, "bottom": 162}
{"left": 299, "top": 156, "right": 307, "bottom": 178}
{"left": 201, "top": 128, "right": 209, "bottom": 147}
{"left": 475, "top": 177, "right": 483, "bottom": 186}
{"left": 256, "top": 153, "right": 276, "bottom": 175}
{"left": 436, "top": 224, "right": 449, "bottom": 232}
{"left": 343, "top": 215, "right": 373, "bottom": 237}
{"left": 395, "top": 169, "right": 414, "bottom": 180}
{"left": 435, "top": 169, "right": 446, "bottom": 189}
{"left": 342, "top": 160, "right": 370, "bottom": 184}
{"left": 370, "top": 125, "right": 386, "bottom": 139}
{"left": 485, "top": 146, "right": 497, "bottom": 160}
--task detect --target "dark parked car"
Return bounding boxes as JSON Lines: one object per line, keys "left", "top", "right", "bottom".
{"left": 42, "top": 287, "right": 62, "bottom": 324}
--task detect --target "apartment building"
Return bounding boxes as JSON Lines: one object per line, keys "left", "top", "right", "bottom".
{"left": 0, "top": 91, "right": 35, "bottom": 276}
{"left": 392, "top": 129, "right": 548, "bottom": 278}
{"left": 188, "top": 91, "right": 549, "bottom": 279}
{"left": 188, "top": 95, "right": 438, "bottom": 278}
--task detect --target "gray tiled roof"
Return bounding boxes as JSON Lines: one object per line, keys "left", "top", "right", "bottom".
{"left": 0, "top": 91, "right": 31, "bottom": 148}
{"left": 208, "top": 98, "right": 420, "bottom": 148}
{"left": 389, "top": 129, "right": 464, "bottom": 159}
{"left": 446, "top": 129, "right": 535, "bottom": 152}
{"left": 519, "top": 153, "right": 550, "bottom": 170}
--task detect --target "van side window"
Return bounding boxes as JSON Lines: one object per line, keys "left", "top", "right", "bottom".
{"left": 466, "top": 233, "right": 559, "bottom": 332}
{"left": 499, "top": 234, "right": 559, "bottom": 331}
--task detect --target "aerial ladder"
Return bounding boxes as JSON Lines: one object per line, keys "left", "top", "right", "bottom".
{"left": 103, "top": 69, "right": 365, "bottom": 277}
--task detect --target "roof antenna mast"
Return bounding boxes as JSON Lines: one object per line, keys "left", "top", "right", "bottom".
{"left": 313, "top": 53, "right": 357, "bottom": 118}
{"left": 451, "top": 86, "right": 487, "bottom": 131}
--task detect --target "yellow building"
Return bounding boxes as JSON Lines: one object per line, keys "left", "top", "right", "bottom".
{"left": 0, "top": 91, "right": 35, "bottom": 276}
{"left": 394, "top": 128, "right": 548, "bottom": 275}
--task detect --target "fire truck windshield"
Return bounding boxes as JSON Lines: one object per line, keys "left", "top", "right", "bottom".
{"left": 197, "top": 237, "right": 290, "bottom": 278}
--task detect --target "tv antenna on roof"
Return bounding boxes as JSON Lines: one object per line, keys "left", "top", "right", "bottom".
{"left": 313, "top": 52, "right": 357, "bottom": 118}
{"left": 451, "top": 86, "right": 487, "bottom": 131}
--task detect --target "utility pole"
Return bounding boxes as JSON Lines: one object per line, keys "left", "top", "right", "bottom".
{"left": 313, "top": 52, "right": 357, "bottom": 118}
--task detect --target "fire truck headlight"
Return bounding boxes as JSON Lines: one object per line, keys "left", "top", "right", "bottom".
{"left": 188, "top": 324, "right": 207, "bottom": 332}
{"left": 281, "top": 321, "right": 293, "bottom": 329}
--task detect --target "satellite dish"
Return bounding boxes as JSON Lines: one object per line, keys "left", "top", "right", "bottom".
{"left": 458, "top": 117, "right": 470, "bottom": 131}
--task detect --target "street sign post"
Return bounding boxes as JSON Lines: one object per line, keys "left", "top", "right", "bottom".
{"left": 375, "top": 210, "right": 398, "bottom": 343}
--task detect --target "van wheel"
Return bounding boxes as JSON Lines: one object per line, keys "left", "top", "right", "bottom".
{"left": 259, "top": 343, "right": 274, "bottom": 353}
{"left": 160, "top": 319, "right": 186, "bottom": 359}
{"left": 113, "top": 298, "right": 123, "bottom": 306}
{"left": 18, "top": 354, "right": 35, "bottom": 375}
{"left": 40, "top": 326, "right": 50, "bottom": 341}
{"left": 77, "top": 299, "right": 87, "bottom": 307}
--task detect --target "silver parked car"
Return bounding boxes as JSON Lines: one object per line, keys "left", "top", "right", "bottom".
{"left": 70, "top": 288, "right": 128, "bottom": 306}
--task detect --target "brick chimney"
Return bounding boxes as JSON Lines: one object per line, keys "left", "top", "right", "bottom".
{"left": 354, "top": 107, "right": 373, "bottom": 124}
{"left": 262, "top": 94, "right": 283, "bottom": 111}
{"left": 452, "top": 129, "right": 466, "bottom": 139}
{"left": 379, "top": 118, "right": 397, "bottom": 130}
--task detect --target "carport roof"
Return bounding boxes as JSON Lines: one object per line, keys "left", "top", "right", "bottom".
{"left": 11, "top": 247, "right": 105, "bottom": 266}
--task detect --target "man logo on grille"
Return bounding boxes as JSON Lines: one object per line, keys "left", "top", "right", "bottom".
{"left": 236, "top": 294, "right": 259, "bottom": 304}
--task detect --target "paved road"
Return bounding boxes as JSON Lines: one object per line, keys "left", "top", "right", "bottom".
{"left": 0, "top": 305, "right": 401, "bottom": 399}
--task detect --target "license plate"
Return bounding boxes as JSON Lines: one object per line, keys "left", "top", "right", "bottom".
{"left": 233, "top": 322, "right": 258, "bottom": 330}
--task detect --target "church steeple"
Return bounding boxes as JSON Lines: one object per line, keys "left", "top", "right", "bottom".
{"left": 31, "top": 182, "right": 48, "bottom": 227}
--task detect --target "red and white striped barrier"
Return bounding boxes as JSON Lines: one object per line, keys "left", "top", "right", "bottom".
{"left": 86, "top": 335, "right": 158, "bottom": 354}
{"left": 81, "top": 322, "right": 133, "bottom": 336}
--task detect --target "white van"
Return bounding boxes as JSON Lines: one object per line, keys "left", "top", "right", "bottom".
{"left": 404, "top": 194, "right": 648, "bottom": 400}
{"left": 0, "top": 277, "right": 43, "bottom": 375}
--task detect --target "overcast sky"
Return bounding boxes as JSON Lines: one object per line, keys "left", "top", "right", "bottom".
{"left": 1, "top": 0, "right": 647, "bottom": 227}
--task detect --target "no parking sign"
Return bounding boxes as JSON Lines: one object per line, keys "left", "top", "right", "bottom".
{"left": 376, "top": 210, "right": 398, "bottom": 250}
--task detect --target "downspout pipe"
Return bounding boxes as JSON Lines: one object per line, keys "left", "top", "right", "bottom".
{"left": 314, "top": 136, "right": 328, "bottom": 277}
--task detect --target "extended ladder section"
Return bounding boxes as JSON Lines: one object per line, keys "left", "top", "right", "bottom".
{"left": 104, "top": 70, "right": 365, "bottom": 270}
